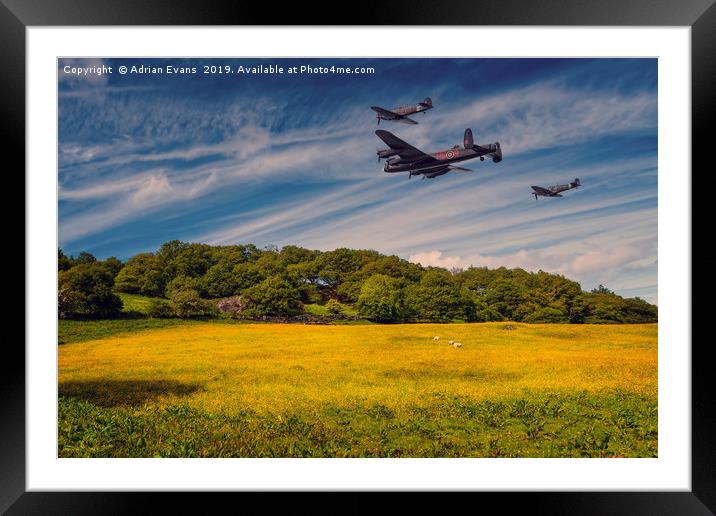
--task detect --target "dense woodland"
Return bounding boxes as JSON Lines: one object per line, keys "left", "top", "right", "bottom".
{"left": 58, "top": 241, "right": 657, "bottom": 324}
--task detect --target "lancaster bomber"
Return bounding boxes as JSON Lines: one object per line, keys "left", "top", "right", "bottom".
{"left": 530, "top": 178, "right": 581, "bottom": 200}
{"left": 375, "top": 128, "right": 502, "bottom": 179}
{"left": 370, "top": 98, "right": 433, "bottom": 125}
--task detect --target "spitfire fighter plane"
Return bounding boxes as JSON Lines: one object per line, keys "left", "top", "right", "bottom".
{"left": 530, "top": 178, "right": 581, "bottom": 200}
{"left": 375, "top": 128, "right": 502, "bottom": 179}
{"left": 370, "top": 98, "right": 433, "bottom": 125}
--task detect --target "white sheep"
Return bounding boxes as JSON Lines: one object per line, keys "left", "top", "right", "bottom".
{"left": 433, "top": 336, "right": 440, "bottom": 341}
{"left": 448, "top": 340, "right": 454, "bottom": 345}
{"left": 453, "top": 342, "right": 463, "bottom": 348}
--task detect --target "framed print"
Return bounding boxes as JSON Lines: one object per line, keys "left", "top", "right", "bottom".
{"left": 6, "top": 0, "right": 714, "bottom": 513}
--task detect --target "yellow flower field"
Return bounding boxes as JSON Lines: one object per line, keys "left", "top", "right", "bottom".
{"left": 58, "top": 322, "right": 658, "bottom": 458}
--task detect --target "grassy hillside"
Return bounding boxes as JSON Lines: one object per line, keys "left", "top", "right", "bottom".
{"left": 58, "top": 322, "right": 657, "bottom": 457}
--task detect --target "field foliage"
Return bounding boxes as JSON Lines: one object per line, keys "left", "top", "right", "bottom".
{"left": 58, "top": 322, "right": 657, "bottom": 457}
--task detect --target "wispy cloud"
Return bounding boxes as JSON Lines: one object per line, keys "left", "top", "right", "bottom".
{"left": 58, "top": 58, "right": 657, "bottom": 301}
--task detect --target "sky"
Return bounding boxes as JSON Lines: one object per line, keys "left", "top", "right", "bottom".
{"left": 58, "top": 58, "right": 658, "bottom": 303}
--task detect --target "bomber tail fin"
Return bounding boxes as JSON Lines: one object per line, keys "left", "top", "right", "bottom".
{"left": 463, "top": 128, "right": 474, "bottom": 149}
{"left": 420, "top": 97, "right": 433, "bottom": 108}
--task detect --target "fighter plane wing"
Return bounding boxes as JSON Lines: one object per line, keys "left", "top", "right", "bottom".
{"left": 531, "top": 186, "right": 555, "bottom": 196}
{"left": 371, "top": 106, "right": 401, "bottom": 119}
{"left": 394, "top": 117, "right": 419, "bottom": 125}
{"left": 375, "top": 130, "right": 437, "bottom": 163}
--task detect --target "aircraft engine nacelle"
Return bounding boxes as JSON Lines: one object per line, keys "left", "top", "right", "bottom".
{"left": 377, "top": 148, "right": 399, "bottom": 159}
{"left": 464, "top": 128, "right": 474, "bottom": 149}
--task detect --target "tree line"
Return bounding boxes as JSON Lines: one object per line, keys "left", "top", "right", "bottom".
{"left": 58, "top": 242, "right": 657, "bottom": 324}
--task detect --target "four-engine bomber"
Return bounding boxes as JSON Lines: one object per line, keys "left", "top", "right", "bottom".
{"left": 376, "top": 128, "right": 502, "bottom": 179}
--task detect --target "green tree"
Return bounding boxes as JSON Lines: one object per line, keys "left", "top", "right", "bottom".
{"left": 201, "top": 261, "right": 240, "bottom": 298}
{"left": 404, "top": 270, "right": 475, "bottom": 322}
{"left": 582, "top": 291, "right": 626, "bottom": 323}
{"left": 101, "top": 256, "right": 124, "bottom": 277}
{"left": 75, "top": 251, "right": 97, "bottom": 264}
{"left": 523, "top": 306, "right": 568, "bottom": 323}
{"left": 279, "top": 245, "right": 320, "bottom": 265}
{"left": 484, "top": 278, "right": 527, "bottom": 321}
{"left": 114, "top": 253, "right": 166, "bottom": 296}
{"left": 356, "top": 274, "right": 405, "bottom": 322}
{"left": 315, "top": 248, "right": 364, "bottom": 298}
{"left": 243, "top": 276, "right": 302, "bottom": 317}
{"left": 361, "top": 255, "right": 423, "bottom": 283}
{"left": 58, "top": 248, "right": 73, "bottom": 271}
{"left": 165, "top": 275, "right": 201, "bottom": 298}
{"left": 232, "top": 262, "right": 267, "bottom": 293}
{"left": 620, "top": 297, "right": 658, "bottom": 323}
{"left": 58, "top": 262, "right": 123, "bottom": 319}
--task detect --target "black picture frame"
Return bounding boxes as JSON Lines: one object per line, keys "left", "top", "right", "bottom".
{"left": 6, "top": 0, "right": 713, "bottom": 513}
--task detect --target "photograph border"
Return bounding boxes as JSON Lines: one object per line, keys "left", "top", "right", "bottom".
{"left": 6, "top": 0, "right": 713, "bottom": 513}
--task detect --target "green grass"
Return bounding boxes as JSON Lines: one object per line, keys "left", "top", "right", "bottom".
{"left": 58, "top": 319, "right": 201, "bottom": 344}
{"left": 58, "top": 390, "right": 656, "bottom": 458}
{"left": 303, "top": 303, "right": 330, "bottom": 315}
{"left": 117, "top": 292, "right": 156, "bottom": 315}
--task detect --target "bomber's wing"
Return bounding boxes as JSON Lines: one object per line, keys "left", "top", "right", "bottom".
{"left": 423, "top": 166, "right": 451, "bottom": 178}
{"left": 394, "top": 116, "right": 419, "bottom": 125}
{"left": 371, "top": 106, "right": 401, "bottom": 119}
{"left": 375, "top": 130, "right": 437, "bottom": 164}
{"left": 531, "top": 186, "right": 554, "bottom": 196}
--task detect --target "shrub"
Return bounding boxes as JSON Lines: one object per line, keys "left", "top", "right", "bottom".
{"left": 147, "top": 298, "right": 173, "bottom": 318}
{"left": 325, "top": 298, "right": 346, "bottom": 315}
{"left": 58, "top": 263, "right": 123, "bottom": 319}
{"left": 169, "top": 289, "right": 217, "bottom": 319}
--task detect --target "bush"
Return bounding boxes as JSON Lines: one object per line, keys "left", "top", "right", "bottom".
{"left": 325, "top": 298, "right": 346, "bottom": 314}
{"left": 169, "top": 289, "right": 218, "bottom": 319}
{"left": 147, "top": 298, "right": 173, "bottom": 318}
{"left": 58, "top": 263, "right": 123, "bottom": 319}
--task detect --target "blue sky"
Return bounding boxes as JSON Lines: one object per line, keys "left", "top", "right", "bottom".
{"left": 58, "top": 58, "right": 657, "bottom": 303}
